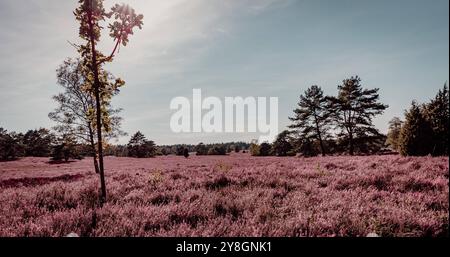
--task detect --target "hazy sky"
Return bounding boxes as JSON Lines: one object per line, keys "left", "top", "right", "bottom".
{"left": 0, "top": 0, "right": 448, "bottom": 145}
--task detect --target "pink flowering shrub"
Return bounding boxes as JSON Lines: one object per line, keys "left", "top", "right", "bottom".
{"left": 0, "top": 155, "right": 448, "bottom": 237}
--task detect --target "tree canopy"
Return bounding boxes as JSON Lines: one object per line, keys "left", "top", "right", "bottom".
{"left": 399, "top": 101, "right": 433, "bottom": 156}
{"left": 328, "top": 76, "right": 388, "bottom": 155}
{"left": 289, "top": 85, "right": 331, "bottom": 156}
{"left": 127, "top": 131, "right": 156, "bottom": 158}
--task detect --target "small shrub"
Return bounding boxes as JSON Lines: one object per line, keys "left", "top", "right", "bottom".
{"left": 205, "top": 175, "right": 231, "bottom": 190}
{"left": 150, "top": 194, "right": 172, "bottom": 206}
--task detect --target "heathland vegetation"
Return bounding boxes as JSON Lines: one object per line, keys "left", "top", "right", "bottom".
{"left": 0, "top": 0, "right": 448, "bottom": 238}
{"left": 0, "top": 155, "right": 447, "bottom": 236}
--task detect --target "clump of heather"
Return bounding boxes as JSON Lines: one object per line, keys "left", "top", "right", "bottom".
{"left": 0, "top": 155, "right": 448, "bottom": 237}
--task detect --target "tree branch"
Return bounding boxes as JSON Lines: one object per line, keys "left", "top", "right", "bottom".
{"left": 97, "top": 35, "right": 122, "bottom": 65}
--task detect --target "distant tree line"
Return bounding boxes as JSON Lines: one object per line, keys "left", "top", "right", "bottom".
{"left": 251, "top": 77, "right": 448, "bottom": 157}
{"left": 104, "top": 138, "right": 250, "bottom": 158}
{"left": 0, "top": 128, "right": 250, "bottom": 161}
{"left": 193, "top": 142, "right": 249, "bottom": 156}
{"left": 2, "top": 78, "right": 447, "bottom": 161}
{"left": 0, "top": 128, "right": 84, "bottom": 161}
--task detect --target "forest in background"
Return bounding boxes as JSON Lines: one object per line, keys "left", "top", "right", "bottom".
{"left": 1, "top": 82, "right": 448, "bottom": 161}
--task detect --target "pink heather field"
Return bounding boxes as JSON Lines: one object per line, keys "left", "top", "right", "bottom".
{"left": 0, "top": 154, "right": 448, "bottom": 237}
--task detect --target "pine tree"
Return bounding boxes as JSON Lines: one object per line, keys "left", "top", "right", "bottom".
{"left": 22, "top": 128, "right": 55, "bottom": 157}
{"left": 0, "top": 128, "right": 24, "bottom": 161}
{"left": 289, "top": 85, "right": 331, "bottom": 156}
{"left": 399, "top": 101, "right": 433, "bottom": 156}
{"left": 127, "top": 132, "right": 156, "bottom": 158}
{"left": 328, "top": 76, "right": 388, "bottom": 155}
{"left": 423, "top": 83, "right": 449, "bottom": 156}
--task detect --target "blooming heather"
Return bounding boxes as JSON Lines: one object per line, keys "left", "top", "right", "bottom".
{"left": 0, "top": 155, "right": 448, "bottom": 237}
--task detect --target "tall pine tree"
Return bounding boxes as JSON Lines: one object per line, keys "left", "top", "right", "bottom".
{"left": 399, "top": 101, "right": 433, "bottom": 156}
{"left": 328, "top": 76, "right": 388, "bottom": 155}
{"left": 289, "top": 85, "right": 331, "bottom": 156}
{"left": 423, "top": 83, "right": 449, "bottom": 156}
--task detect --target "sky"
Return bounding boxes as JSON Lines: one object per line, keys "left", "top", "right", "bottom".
{"left": 0, "top": 0, "right": 448, "bottom": 145}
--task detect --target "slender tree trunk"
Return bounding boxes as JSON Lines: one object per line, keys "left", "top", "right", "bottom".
{"left": 88, "top": 10, "right": 107, "bottom": 203}
{"left": 313, "top": 111, "right": 326, "bottom": 157}
{"left": 345, "top": 111, "right": 354, "bottom": 156}
{"left": 318, "top": 133, "right": 326, "bottom": 157}
{"left": 348, "top": 130, "right": 354, "bottom": 156}
{"left": 315, "top": 122, "right": 325, "bottom": 157}
{"left": 88, "top": 123, "right": 99, "bottom": 174}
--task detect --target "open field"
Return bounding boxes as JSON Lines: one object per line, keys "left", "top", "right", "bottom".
{"left": 0, "top": 154, "right": 448, "bottom": 237}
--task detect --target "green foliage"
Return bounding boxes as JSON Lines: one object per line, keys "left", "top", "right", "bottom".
{"left": 176, "top": 146, "right": 186, "bottom": 156}
{"left": 195, "top": 143, "right": 208, "bottom": 156}
{"left": 158, "top": 142, "right": 249, "bottom": 156}
{"left": 289, "top": 85, "right": 331, "bottom": 156}
{"left": 207, "top": 146, "right": 227, "bottom": 156}
{"left": 0, "top": 128, "right": 24, "bottom": 161}
{"left": 108, "top": 4, "right": 144, "bottom": 47}
{"left": 244, "top": 141, "right": 272, "bottom": 156}
{"left": 386, "top": 117, "right": 403, "bottom": 151}
{"left": 349, "top": 132, "right": 387, "bottom": 155}
{"left": 285, "top": 77, "right": 389, "bottom": 157}
{"left": 249, "top": 142, "right": 260, "bottom": 156}
{"left": 328, "top": 76, "right": 388, "bottom": 155}
{"left": 73, "top": 0, "right": 144, "bottom": 201}
{"left": 23, "top": 128, "right": 55, "bottom": 157}
{"left": 103, "top": 144, "right": 128, "bottom": 157}
{"left": 196, "top": 143, "right": 243, "bottom": 156}
{"left": 49, "top": 58, "right": 126, "bottom": 146}
{"left": 422, "top": 83, "right": 449, "bottom": 156}
{"left": 397, "top": 84, "right": 449, "bottom": 157}
{"left": 297, "top": 138, "right": 319, "bottom": 157}
{"left": 272, "top": 130, "right": 293, "bottom": 156}
{"left": 399, "top": 101, "right": 433, "bottom": 156}
{"left": 259, "top": 143, "right": 272, "bottom": 156}
{"left": 127, "top": 131, "right": 156, "bottom": 158}
{"left": 250, "top": 141, "right": 272, "bottom": 157}
{"left": 51, "top": 135, "right": 83, "bottom": 162}
{"left": 74, "top": 0, "right": 144, "bottom": 64}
